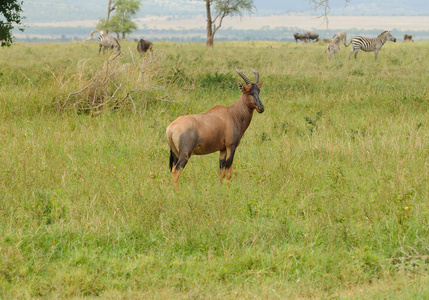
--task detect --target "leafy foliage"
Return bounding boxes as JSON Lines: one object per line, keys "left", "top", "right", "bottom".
{"left": 204, "top": 0, "right": 255, "bottom": 47}
{"left": 109, "top": 0, "right": 140, "bottom": 39}
{"left": 213, "top": 0, "right": 254, "bottom": 16}
{"left": 0, "top": 0, "right": 25, "bottom": 47}
{"left": 97, "top": 0, "right": 141, "bottom": 39}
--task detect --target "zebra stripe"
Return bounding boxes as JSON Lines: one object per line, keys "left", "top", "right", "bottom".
{"left": 98, "top": 33, "right": 121, "bottom": 55}
{"left": 345, "top": 31, "right": 396, "bottom": 60}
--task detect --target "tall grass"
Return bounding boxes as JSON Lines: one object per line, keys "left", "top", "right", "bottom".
{"left": 0, "top": 40, "right": 429, "bottom": 298}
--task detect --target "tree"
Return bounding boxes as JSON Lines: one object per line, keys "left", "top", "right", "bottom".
{"left": 105, "top": 0, "right": 116, "bottom": 34}
{"left": 200, "top": 0, "right": 350, "bottom": 47}
{"left": 310, "top": 0, "right": 351, "bottom": 25}
{"left": 96, "top": 0, "right": 117, "bottom": 34}
{"left": 97, "top": 0, "right": 140, "bottom": 39}
{"left": 204, "top": 0, "right": 254, "bottom": 47}
{"left": 0, "top": 0, "right": 25, "bottom": 47}
{"left": 109, "top": 0, "right": 140, "bottom": 40}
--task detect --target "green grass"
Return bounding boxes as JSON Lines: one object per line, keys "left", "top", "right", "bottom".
{"left": 1, "top": 40, "right": 429, "bottom": 298}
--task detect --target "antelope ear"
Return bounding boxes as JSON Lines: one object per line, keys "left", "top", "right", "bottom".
{"left": 237, "top": 82, "right": 245, "bottom": 92}
{"left": 257, "top": 82, "right": 265, "bottom": 89}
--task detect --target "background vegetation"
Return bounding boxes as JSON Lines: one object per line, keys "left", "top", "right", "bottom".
{"left": 0, "top": 40, "right": 428, "bottom": 298}
{"left": 16, "top": 26, "right": 429, "bottom": 43}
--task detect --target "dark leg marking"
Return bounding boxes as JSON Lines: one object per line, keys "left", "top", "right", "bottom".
{"left": 219, "top": 159, "right": 226, "bottom": 169}
{"left": 224, "top": 146, "right": 237, "bottom": 169}
{"left": 175, "top": 154, "right": 190, "bottom": 171}
{"left": 169, "top": 149, "right": 178, "bottom": 172}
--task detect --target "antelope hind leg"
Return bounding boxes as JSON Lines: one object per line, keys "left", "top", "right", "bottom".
{"left": 171, "top": 154, "right": 190, "bottom": 191}
{"left": 172, "top": 167, "right": 182, "bottom": 191}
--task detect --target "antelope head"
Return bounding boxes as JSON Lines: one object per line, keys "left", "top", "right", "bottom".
{"left": 235, "top": 68, "right": 265, "bottom": 113}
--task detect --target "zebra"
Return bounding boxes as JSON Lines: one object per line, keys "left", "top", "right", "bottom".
{"left": 344, "top": 31, "right": 396, "bottom": 60}
{"left": 325, "top": 35, "right": 341, "bottom": 61}
{"left": 325, "top": 31, "right": 347, "bottom": 61}
{"left": 98, "top": 33, "right": 121, "bottom": 55}
{"left": 332, "top": 31, "right": 347, "bottom": 43}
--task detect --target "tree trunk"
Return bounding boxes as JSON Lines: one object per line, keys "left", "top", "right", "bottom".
{"left": 205, "top": 0, "right": 214, "bottom": 47}
{"left": 106, "top": 0, "right": 113, "bottom": 34}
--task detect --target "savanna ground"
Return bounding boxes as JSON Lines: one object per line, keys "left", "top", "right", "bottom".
{"left": 0, "top": 39, "right": 428, "bottom": 298}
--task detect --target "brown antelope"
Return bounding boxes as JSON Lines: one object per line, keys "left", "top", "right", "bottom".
{"left": 137, "top": 39, "right": 153, "bottom": 54}
{"left": 293, "top": 33, "right": 306, "bottom": 43}
{"left": 403, "top": 34, "right": 413, "bottom": 42}
{"left": 166, "top": 68, "right": 265, "bottom": 191}
{"left": 304, "top": 32, "right": 319, "bottom": 42}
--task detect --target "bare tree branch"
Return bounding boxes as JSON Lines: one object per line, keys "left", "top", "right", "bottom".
{"left": 83, "top": 29, "right": 103, "bottom": 42}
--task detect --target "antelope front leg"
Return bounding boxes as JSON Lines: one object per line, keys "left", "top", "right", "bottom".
{"left": 224, "top": 147, "right": 236, "bottom": 187}
{"left": 219, "top": 150, "right": 227, "bottom": 184}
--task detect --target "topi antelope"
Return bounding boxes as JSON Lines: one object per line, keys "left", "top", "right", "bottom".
{"left": 166, "top": 68, "right": 265, "bottom": 191}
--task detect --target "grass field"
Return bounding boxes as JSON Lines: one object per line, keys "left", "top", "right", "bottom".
{"left": 1, "top": 39, "right": 429, "bottom": 298}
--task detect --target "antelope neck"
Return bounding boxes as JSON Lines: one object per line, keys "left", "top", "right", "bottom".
{"left": 228, "top": 94, "right": 254, "bottom": 136}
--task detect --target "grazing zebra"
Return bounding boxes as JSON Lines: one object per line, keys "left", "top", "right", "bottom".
{"left": 332, "top": 31, "right": 347, "bottom": 43}
{"left": 344, "top": 31, "right": 396, "bottom": 60}
{"left": 326, "top": 31, "right": 347, "bottom": 60}
{"left": 325, "top": 35, "right": 341, "bottom": 61}
{"left": 98, "top": 33, "right": 121, "bottom": 55}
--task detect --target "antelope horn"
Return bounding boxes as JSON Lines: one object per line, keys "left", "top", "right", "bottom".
{"left": 251, "top": 68, "right": 259, "bottom": 84}
{"left": 235, "top": 67, "right": 251, "bottom": 85}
